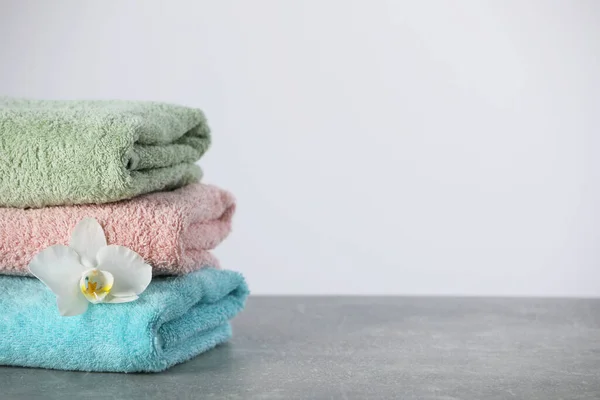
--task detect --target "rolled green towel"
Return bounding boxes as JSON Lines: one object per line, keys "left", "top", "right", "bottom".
{"left": 0, "top": 98, "right": 210, "bottom": 208}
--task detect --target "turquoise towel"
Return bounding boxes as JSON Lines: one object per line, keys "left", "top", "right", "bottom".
{"left": 0, "top": 268, "right": 248, "bottom": 372}
{"left": 0, "top": 98, "right": 210, "bottom": 208}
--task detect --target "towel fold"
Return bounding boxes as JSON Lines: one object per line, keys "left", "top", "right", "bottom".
{"left": 0, "top": 98, "right": 211, "bottom": 208}
{"left": 0, "top": 183, "right": 235, "bottom": 276}
{"left": 0, "top": 268, "right": 248, "bottom": 372}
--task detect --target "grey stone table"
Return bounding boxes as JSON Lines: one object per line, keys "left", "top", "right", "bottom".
{"left": 1, "top": 297, "right": 599, "bottom": 399}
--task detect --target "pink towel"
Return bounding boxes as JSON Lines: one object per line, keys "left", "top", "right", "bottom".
{"left": 0, "top": 183, "right": 235, "bottom": 276}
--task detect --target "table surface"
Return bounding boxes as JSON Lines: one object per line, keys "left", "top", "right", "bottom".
{"left": 1, "top": 296, "right": 599, "bottom": 399}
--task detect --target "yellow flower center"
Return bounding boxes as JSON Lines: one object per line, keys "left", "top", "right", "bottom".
{"left": 80, "top": 269, "right": 113, "bottom": 303}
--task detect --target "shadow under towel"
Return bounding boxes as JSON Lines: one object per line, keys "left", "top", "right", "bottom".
{"left": 0, "top": 98, "right": 210, "bottom": 208}
{"left": 0, "top": 268, "right": 248, "bottom": 373}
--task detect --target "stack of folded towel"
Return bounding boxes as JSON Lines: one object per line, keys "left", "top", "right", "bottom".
{"left": 0, "top": 98, "right": 248, "bottom": 372}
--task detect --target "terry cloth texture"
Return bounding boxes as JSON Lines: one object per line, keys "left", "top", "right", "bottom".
{"left": 0, "top": 97, "right": 210, "bottom": 208}
{"left": 0, "top": 183, "right": 235, "bottom": 276}
{"left": 0, "top": 268, "right": 248, "bottom": 373}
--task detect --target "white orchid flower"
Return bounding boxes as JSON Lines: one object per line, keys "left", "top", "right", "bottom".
{"left": 28, "top": 218, "right": 152, "bottom": 317}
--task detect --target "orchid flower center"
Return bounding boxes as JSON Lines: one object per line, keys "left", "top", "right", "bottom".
{"left": 80, "top": 269, "right": 114, "bottom": 304}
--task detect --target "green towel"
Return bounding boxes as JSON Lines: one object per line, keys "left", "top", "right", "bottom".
{"left": 0, "top": 98, "right": 211, "bottom": 208}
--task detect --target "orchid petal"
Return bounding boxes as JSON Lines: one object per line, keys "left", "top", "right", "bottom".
{"left": 96, "top": 245, "right": 152, "bottom": 297}
{"left": 28, "top": 245, "right": 86, "bottom": 297}
{"left": 28, "top": 245, "right": 89, "bottom": 317}
{"left": 105, "top": 294, "right": 139, "bottom": 304}
{"left": 56, "top": 292, "right": 89, "bottom": 316}
{"left": 69, "top": 218, "right": 107, "bottom": 266}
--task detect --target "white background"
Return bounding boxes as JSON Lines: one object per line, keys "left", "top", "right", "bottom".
{"left": 1, "top": 1, "right": 598, "bottom": 296}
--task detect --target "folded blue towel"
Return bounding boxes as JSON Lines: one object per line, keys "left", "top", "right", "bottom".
{"left": 0, "top": 268, "right": 248, "bottom": 372}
